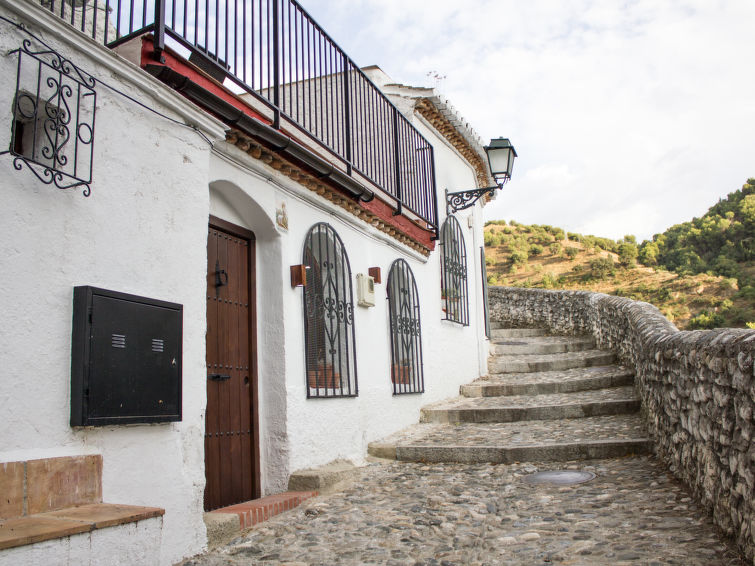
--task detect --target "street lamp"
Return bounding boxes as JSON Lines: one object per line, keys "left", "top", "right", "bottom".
{"left": 446, "top": 137, "right": 517, "bottom": 214}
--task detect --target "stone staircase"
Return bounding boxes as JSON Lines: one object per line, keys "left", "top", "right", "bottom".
{"left": 368, "top": 325, "right": 653, "bottom": 464}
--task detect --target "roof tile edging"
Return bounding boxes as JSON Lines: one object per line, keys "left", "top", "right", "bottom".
{"left": 415, "top": 98, "right": 494, "bottom": 195}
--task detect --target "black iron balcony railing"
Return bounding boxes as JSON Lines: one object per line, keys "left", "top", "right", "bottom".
{"left": 39, "top": 0, "right": 439, "bottom": 232}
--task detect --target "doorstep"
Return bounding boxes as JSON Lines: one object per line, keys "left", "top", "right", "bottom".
{"left": 205, "top": 491, "right": 317, "bottom": 548}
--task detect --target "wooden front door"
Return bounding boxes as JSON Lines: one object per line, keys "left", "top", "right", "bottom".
{"left": 204, "top": 216, "right": 260, "bottom": 511}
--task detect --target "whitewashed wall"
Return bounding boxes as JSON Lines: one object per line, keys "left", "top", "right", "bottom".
{"left": 1, "top": 3, "right": 492, "bottom": 565}
{"left": 208, "top": 106, "right": 490, "bottom": 491}
{"left": 0, "top": 2, "right": 225, "bottom": 564}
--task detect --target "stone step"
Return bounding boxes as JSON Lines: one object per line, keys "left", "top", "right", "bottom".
{"left": 490, "top": 328, "right": 547, "bottom": 339}
{"left": 489, "top": 349, "right": 616, "bottom": 374}
{"left": 368, "top": 414, "right": 652, "bottom": 463}
{"left": 461, "top": 365, "right": 634, "bottom": 397}
{"left": 490, "top": 335, "right": 595, "bottom": 355}
{"left": 420, "top": 386, "right": 639, "bottom": 424}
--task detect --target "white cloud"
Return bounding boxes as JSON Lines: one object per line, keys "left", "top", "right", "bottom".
{"left": 302, "top": 0, "right": 755, "bottom": 240}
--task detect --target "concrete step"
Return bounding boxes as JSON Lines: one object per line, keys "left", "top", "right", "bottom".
{"left": 420, "top": 386, "right": 639, "bottom": 424}
{"left": 368, "top": 414, "right": 652, "bottom": 464}
{"left": 490, "top": 328, "right": 547, "bottom": 339}
{"left": 489, "top": 349, "right": 616, "bottom": 374}
{"left": 287, "top": 459, "right": 359, "bottom": 495}
{"left": 461, "top": 365, "right": 634, "bottom": 397}
{"left": 490, "top": 335, "right": 595, "bottom": 355}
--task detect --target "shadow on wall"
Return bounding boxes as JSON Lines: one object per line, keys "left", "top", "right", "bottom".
{"left": 487, "top": 286, "right": 755, "bottom": 564}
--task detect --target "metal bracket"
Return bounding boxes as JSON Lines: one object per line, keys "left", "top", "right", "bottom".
{"left": 445, "top": 184, "right": 502, "bottom": 215}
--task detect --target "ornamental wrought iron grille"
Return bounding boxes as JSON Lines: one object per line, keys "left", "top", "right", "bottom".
{"left": 2, "top": 39, "right": 96, "bottom": 196}
{"left": 480, "top": 246, "right": 491, "bottom": 339}
{"left": 302, "top": 223, "right": 357, "bottom": 398}
{"left": 440, "top": 216, "right": 469, "bottom": 325}
{"left": 387, "top": 259, "right": 424, "bottom": 395}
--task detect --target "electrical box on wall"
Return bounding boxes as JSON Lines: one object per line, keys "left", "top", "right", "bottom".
{"left": 356, "top": 274, "right": 375, "bottom": 307}
{"left": 70, "top": 286, "right": 183, "bottom": 426}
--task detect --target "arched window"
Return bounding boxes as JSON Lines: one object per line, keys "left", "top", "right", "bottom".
{"left": 302, "top": 223, "right": 357, "bottom": 398}
{"left": 440, "top": 216, "right": 469, "bottom": 325}
{"left": 387, "top": 259, "right": 424, "bottom": 394}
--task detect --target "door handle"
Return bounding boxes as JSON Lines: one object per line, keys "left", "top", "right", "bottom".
{"left": 208, "top": 373, "right": 231, "bottom": 381}
{"left": 214, "top": 260, "right": 229, "bottom": 287}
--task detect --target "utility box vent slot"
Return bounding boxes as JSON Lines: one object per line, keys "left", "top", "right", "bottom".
{"left": 71, "top": 286, "right": 183, "bottom": 426}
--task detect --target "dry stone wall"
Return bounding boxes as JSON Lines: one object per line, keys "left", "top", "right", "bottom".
{"left": 488, "top": 286, "right": 755, "bottom": 563}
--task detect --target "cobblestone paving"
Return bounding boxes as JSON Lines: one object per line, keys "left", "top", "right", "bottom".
{"left": 473, "top": 366, "right": 633, "bottom": 386}
{"left": 378, "top": 415, "right": 648, "bottom": 447}
{"left": 182, "top": 457, "right": 745, "bottom": 566}
{"left": 423, "top": 386, "right": 638, "bottom": 411}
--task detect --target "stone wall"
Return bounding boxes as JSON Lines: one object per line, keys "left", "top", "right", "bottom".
{"left": 488, "top": 286, "right": 755, "bottom": 563}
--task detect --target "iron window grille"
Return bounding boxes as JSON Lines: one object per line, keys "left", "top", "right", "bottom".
{"left": 2, "top": 39, "right": 96, "bottom": 196}
{"left": 302, "top": 223, "right": 357, "bottom": 398}
{"left": 440, "top": 216, "right": 469, "bottom": 325}
{"left": 387, "top": 259, "right": 424, "bottom": 395}
{"left": 480, "top": 246, "right": 491, "bottom": 339}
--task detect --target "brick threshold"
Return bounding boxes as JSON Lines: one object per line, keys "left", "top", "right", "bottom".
{"left": 210, "top": 491, "right": 317, "bottom": 529}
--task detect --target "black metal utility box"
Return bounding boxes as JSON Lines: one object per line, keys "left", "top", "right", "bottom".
{"left": 71, "top": 286, "right": 183, "bottom": 426}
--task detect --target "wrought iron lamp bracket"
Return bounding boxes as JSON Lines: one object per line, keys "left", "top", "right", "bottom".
{"left": 445, "top": 178, "right": 508, "bottom": 215}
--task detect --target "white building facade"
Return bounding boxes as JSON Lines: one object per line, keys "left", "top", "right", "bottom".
{"left": 0, "top": 0, "right": 498, "bottom": 563}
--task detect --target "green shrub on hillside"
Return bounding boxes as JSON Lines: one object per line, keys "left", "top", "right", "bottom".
{"left": 688, "top": 311, "right": 726, "bottom": 329}
{"left": 529, "top": 244, "right": 544, "bottom": 257}
{"left": 588, "top": 257, "right": 616, "bottom": 280}
{"left": 510, "top": 250, "right": 528, "bottom": 267}
{"left": 618, "top": 242, "right": 639, "bottom": 267}
{"left": 565, "top": 247, "right": 580, "bottom": 260}
{"left": 638, "top": 241, "right": 659, "bottom": 266}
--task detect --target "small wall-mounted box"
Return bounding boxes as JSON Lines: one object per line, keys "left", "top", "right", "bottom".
{"left": 291, "top": 264, "right": 307, "bottom": 287}
{"left": 356, "top": 273, "right": 376, "bottom": 307}
{"left": 70, "top": 286, "right": 183, "bottom": 426}
{"left": 368, "top": 266, "right": 382, "bottom": 284}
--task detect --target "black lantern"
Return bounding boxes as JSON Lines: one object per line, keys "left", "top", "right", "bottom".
{"left": 446, "top": 138, "right": 517, "bottom": 214}
{"left": 485, "top": 138, "right": 517, "bottom": 183}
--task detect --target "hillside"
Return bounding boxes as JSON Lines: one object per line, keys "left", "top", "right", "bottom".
{"left": 642, "top": 178, "right": 755, "bottom": 278}
{"left": 484, "top": 220, "right": 755, "bottom": 330}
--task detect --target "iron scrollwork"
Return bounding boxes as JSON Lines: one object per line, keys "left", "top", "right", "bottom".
{"left": 302, "top": 223, "right": 358, "bottom": 398}
{"left": 440, "top": 216, "right": 470, "bottom": 326}
{"left": 2, "top": 39, "right": 96, "bottom": 196}
{"left": 387, "top": 259, "right": 424, "bottom": 395}
{"left": 445, "top": 177, "right": 510, "bottom": 215}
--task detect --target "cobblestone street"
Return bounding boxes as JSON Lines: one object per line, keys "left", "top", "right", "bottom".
{"left": 181, "top": 456, "right": 745, "bottom": 566}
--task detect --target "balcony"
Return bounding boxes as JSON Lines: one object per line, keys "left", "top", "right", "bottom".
{"left": 39, "top": 0, "right": 439, "bottom": 234}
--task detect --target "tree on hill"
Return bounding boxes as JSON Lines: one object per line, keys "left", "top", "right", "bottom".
{"left": 647, "top": 178, "right": 755, "bottom": 283}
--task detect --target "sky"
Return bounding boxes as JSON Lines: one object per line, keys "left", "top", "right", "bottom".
{"left": 298, "top": 0, "right": 755, "bottom": 241}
